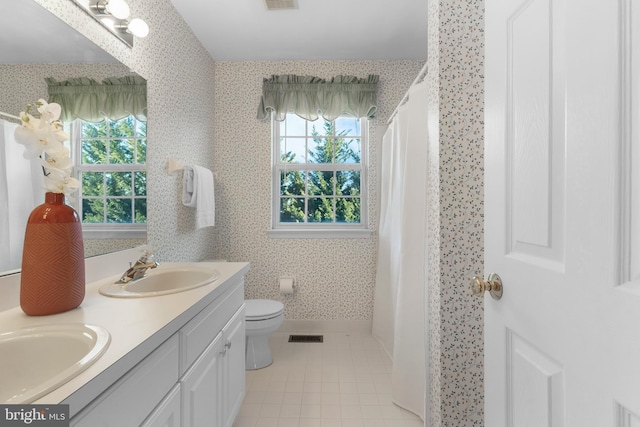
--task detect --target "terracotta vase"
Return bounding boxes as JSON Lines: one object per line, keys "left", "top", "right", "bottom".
{"left": 20, "top": 192, "right": 85, "bottom": 316}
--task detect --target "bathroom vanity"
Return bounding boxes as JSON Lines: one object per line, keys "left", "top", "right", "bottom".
{"left": 0, "top": 252, "right": 249, "bottom": 427}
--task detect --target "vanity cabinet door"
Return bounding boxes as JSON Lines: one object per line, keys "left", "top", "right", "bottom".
{"left": 181, "top": 332, "right": 225, "bottom": 427}
{"left": 140, "top": 384, "right": 181, "bottom": 427}
{"left": 221, "top": 306, "right": 246, "bottom": 427}
{"left": 179, "top": 305, "right": 246, "bottom": 427}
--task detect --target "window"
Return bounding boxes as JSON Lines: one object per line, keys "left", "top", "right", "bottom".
{"left": 70, "top": 116, "right": 147, "bottom": 239}
{"left": 270, "top": 113, "right": 371, "bottom": 238}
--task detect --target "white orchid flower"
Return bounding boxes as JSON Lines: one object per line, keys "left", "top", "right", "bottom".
{"left": 36, "top": 99, "right": 62, "bottom": 122}
{"left": 41, "top": 152, "right": 73, "bottom": 173}
{"left": 17, "top": 111, "right": 38, "bottom": 128}
{"left": 15, "top": 126, "right": 67, "bottom": 159}
{"left": 51, "top": 122, "right": 69, "bottom": 142}
{"left": 13, "top": 100, "right": 78, "bottom": 195}
{"left": 14, "top": 125, "right": 45, "bottom": 158}
{"left": 43, "top": 169, "right": 80, "bottom": 195}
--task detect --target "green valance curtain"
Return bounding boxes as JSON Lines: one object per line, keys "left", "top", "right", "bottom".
{"left": 257, "top": 74, "right": 379, "bottom": 121}
{"left": 46, "top": 76, "right": 147, "bottom": 123}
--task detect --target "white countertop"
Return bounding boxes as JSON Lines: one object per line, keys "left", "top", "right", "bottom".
{"left": 0, "top": 258, "right": 250, "bottom": 416}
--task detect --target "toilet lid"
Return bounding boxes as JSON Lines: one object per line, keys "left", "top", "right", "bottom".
{"left": 245, "top": 299, "right": 284, "bottom": 321}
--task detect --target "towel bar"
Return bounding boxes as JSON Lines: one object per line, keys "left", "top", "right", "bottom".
{"left": 166, "top": 157, "right": 184, "bottom": 175}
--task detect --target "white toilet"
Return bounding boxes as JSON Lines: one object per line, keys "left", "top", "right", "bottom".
{"left": 245, "top": 299, "right": 284, "bottom": 370}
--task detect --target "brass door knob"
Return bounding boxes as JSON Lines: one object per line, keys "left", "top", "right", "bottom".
{"left": 470, "top": 273, "right": 503, "bottom": 300}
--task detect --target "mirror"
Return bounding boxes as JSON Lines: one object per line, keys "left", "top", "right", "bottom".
{"left": 0, "top": 0, "right": 147, "bottom": 276}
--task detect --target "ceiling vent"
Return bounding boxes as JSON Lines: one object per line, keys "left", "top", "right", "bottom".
{"left": 263, "top": 0, "right": 298, "bottom": 10}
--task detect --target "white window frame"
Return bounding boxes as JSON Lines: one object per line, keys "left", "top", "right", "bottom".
{"left": 70, "top": 118, "right": 147, "bottom": 239}
{"left": 269, "top": 113, "right": 373, "bottom": 239}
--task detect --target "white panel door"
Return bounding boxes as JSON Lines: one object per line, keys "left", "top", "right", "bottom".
{"left": 485, "top": 0, "right": 640, "bottom": 425}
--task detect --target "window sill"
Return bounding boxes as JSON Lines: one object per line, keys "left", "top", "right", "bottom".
{"left": 268, "top": 229, "right": 374, "bottom": 239}
{"left": 82, "top": 224, "right": 147, "bottom": 240}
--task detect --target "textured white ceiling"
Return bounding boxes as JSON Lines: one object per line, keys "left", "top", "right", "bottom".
{"left": 169, "top": 0, "right": 428, "bottom": 61}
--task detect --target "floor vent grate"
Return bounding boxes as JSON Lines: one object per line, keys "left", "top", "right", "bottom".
{"left": 288, "top": 334, "right": 323, "bottom": 343}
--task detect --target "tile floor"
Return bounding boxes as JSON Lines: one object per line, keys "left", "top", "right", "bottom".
{"left": 232, "top": 332, "right": 424, "bottom": 427}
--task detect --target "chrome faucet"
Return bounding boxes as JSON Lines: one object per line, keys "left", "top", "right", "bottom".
{"left": 116, "top": 249, "right": 159, "bottom": 284}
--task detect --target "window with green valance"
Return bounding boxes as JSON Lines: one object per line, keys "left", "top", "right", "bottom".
{"left": 257, "top": 74, "right": 379, "bottom": 122}
{"left": 46, "top": 76, "right": 147, "bottom": 123}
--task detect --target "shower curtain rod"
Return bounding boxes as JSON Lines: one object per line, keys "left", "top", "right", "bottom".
{"left": 387, "top": 61, "right": 428, "bottom": 125}
{"left": 0, "top": 111, "right": 21, "bottom": 121}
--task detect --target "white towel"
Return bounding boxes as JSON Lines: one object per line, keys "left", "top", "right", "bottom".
{"left": 182, "top": 165, "right": 215, "bottom": 229}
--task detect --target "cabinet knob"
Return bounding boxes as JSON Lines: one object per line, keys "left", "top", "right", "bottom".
{"left": 219, "top": 340, "right": 232, "bottom": 356}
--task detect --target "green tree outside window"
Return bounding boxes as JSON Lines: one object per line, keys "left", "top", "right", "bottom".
{"left": 278, "top": 118, "right": 362, "bottom": 224}
{"left": 75, "top": 116, "right": 147, "bottom": 225}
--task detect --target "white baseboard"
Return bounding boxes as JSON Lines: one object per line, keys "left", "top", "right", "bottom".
{"left": 278, "top": 319, "right": 372, "bottom": 334}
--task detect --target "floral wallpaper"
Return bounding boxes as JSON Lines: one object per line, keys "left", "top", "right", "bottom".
{"left": 426, "top": 0, "right": 485, "bottom": 426}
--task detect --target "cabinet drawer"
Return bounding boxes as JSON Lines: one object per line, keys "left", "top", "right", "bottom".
{"left": 71, "top": 334, "right": 179, "bottom": 427}
{"left": 180, "top": 282, "right": 243, "bottom": 373}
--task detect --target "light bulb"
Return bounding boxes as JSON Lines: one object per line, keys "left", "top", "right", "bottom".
{"left": 128, "top": 18, "right": 149, "bottom": 38}
{"left": 105, "top": 0, "right": 130, "bottom": 19}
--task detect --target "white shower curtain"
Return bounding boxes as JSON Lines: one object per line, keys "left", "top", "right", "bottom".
{"left": 0, "top": 119, "right": 43, "bottom": 272}
{"left": 372, "top": 81, "right": 429, "bottom": 421}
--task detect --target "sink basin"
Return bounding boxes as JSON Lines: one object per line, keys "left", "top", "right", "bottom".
{"left": 0, "top": 323, "right": 110, "bottom": 404}
{"left": 99, "top": 264, "right": 221, "bottom": 298}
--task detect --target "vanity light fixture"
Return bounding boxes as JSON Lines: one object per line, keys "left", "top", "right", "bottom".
{"left": 71, "top": 0, "right": 149, "bottom": 48}
{"left": 116, "top": 18, "right": 150, "bottom": 38}
{"left": 92, "top": 0, "right": 130, "bottom": 20}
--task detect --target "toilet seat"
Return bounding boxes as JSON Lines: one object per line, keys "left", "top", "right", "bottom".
{"left": 245, "top": 299, "right": 284, "bottom": 321}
